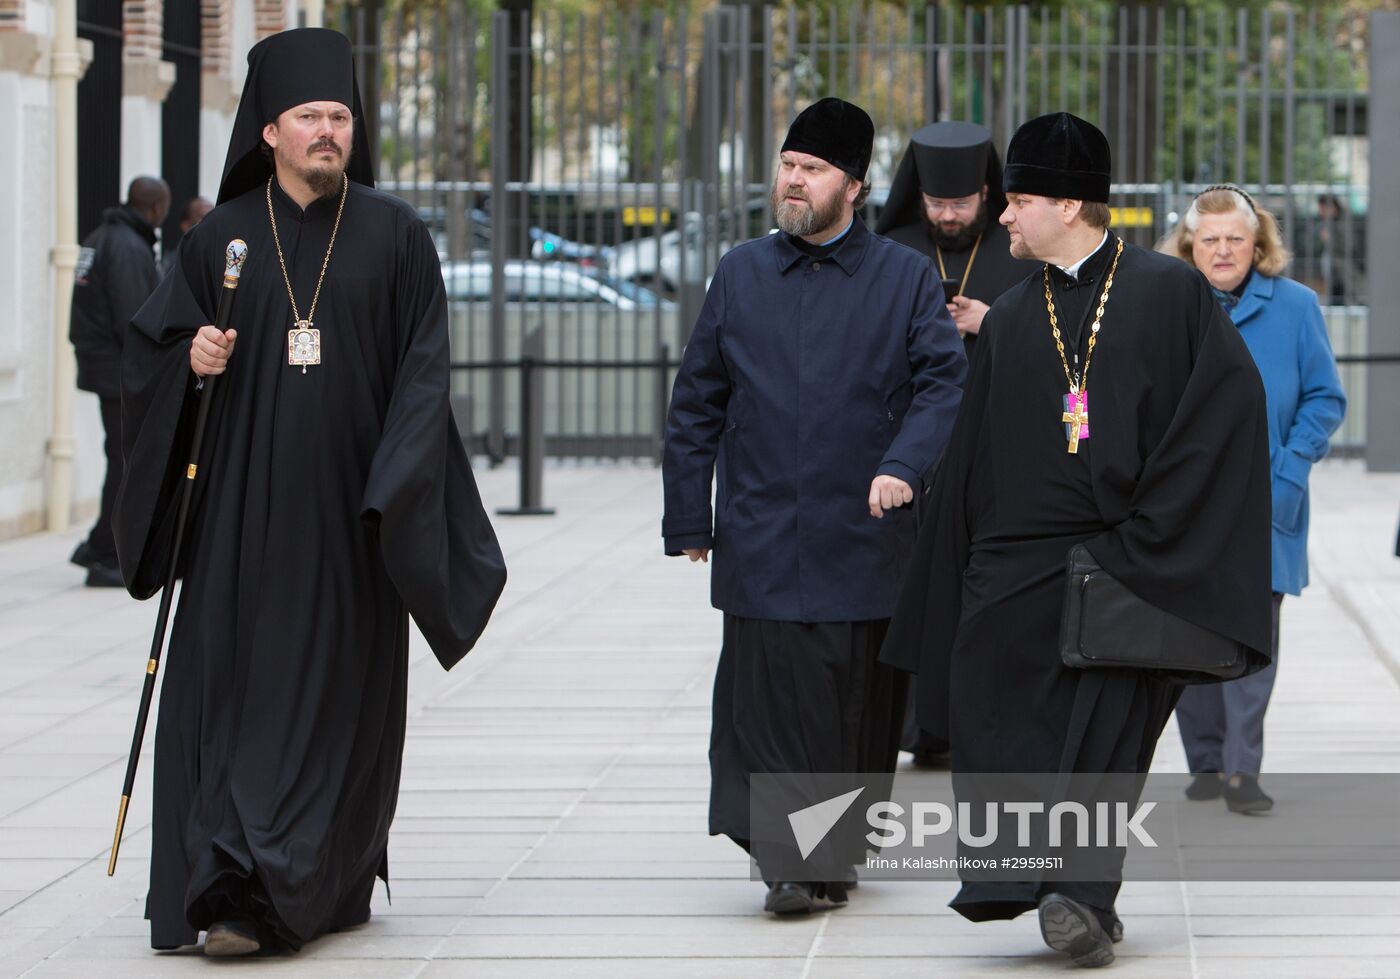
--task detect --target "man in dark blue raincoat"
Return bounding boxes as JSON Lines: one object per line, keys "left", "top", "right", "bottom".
{"left": 661, "top": 98, "right": 967, "bottom": 916}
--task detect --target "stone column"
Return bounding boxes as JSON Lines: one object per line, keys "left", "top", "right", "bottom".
{"left": 47, "top": 3, "right": 93, "bottom": 531}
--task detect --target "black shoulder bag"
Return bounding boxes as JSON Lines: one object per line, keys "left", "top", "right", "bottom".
{"left": 1059, "top": 544, "right": 1247, "bottom": 682}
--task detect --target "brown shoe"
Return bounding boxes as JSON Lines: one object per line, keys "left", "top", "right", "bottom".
{"left": 203, "top": 919, "right": 261, "bottom": 957}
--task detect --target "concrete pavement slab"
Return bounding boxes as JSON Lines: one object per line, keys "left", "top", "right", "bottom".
{"left": 0, "top": 460, "right": 1397, "bottom": 977}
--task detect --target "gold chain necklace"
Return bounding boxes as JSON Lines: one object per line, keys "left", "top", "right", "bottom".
{"left": 266, "top": 173, "right": 348, "bottom": 374}
{"left": 1043, "top": 236, "right": 1124, "bottom": 454}
{"left": 935, "top": 233, "right": 982, "bottom": 298}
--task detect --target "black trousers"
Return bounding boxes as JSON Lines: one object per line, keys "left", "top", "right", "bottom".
{"left": 84, "top": 395, "right": 123, "bottom": 565}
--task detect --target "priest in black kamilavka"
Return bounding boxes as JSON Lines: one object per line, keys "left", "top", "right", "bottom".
{"left": 115, "top": 28, "right": 507, "bottom": 956}
{"left": 876, "top": 121, "right": 1038, "bottom": 364}
{"left": 881, "top": 113, "right": 1273, "bottom": 968}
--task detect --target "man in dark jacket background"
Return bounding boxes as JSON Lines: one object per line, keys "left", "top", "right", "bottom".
{"left": 662, "top": 98, "right": 966, "bottom": 916}
{"left": 159, "top": 195, "right": 214, "bottom": 276}
{"left": 69, "top": 175, "right": 169, "bottom": 586}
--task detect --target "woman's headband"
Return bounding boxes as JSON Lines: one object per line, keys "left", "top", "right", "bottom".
{"left": 1195, "top": 182, "right": 1257, "bottom": 215}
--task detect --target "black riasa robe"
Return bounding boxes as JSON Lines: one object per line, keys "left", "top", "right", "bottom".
{"left": 115, "top": 179, "right": 507, "bottom": 949}
{"left": 881, "top": 233, "right": 1273, "bottom": 920}
{"left": 881, "top": 220, "right": 1038, "bottom": 364}
{"left": 881, "top": 218, "right": 1037, "bottom": 759}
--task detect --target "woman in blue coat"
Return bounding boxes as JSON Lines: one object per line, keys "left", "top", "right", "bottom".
{"left": 1163, "top": 185, "right": 1346, "bottom": 813}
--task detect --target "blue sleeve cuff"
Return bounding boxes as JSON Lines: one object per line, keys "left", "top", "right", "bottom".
{"left": 664, "top": 532, "right": 714, "bottom": 556}
{"left": 876, "top": 460, "right": 923, "bottom": 493}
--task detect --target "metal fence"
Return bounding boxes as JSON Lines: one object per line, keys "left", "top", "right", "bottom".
{"left": 336, "top": 2, "right": 1372, "bottom": 458}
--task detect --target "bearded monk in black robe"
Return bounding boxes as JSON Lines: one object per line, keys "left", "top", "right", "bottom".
{"left": 116, "top": 28, "right": 506, "bottom": 954}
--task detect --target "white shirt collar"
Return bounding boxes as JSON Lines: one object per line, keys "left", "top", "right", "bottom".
{"left": 1056, "top": 230, "right": 1110, "bottom": 281}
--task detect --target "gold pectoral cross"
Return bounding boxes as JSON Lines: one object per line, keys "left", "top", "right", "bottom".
{"left": 1061, "top": 390, "right": 1089, "bottom": 454}
{"left": 1062, "top": 405, "right": 1087, "bottom": 453}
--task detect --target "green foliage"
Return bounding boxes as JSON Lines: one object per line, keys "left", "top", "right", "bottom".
{"left": 326, "top": 1, "right": 1371, "bottom": 194}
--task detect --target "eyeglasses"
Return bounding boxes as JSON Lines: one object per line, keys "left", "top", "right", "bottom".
{"left": 921, "top": 196, "right": 979, "bottom": 215}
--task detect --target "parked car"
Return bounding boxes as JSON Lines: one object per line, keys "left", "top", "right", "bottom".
{"left": 610, "top": 206, "right": 768, "bottom": 293}
{"left": 441, "top": 260, "right": 672, "bottom": 310}
{"left": 529, "top": 227, "right": 612, "bottom": 264}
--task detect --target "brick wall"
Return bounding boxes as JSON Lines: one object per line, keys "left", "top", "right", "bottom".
{"left": 255, "top": 0, "right": 287, "bottom": 40}
{"left": 201, "top": 0, "right": 232, "bottom": 80}
{"left": 122, "top": 0, "right": 164, "bottom": 62}
{"left": 0, "top": 0, "right": 23, "bottom": 32}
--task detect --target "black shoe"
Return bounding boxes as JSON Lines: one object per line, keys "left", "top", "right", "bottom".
{"left": 1185, "top": 772, "right": 1224, "bottom": 801}
{"left": 1106, "top": 910, "right": 1123, "bottom": 944}
{"left": 763, "top": 881, "right": 814, "bottom": 915}
{"left": 819, "top": 880, "right": 850, "bottom": 905}
{"left": 84, "top": 562, "right": 124, "bottom": 588}
{"left": 1224, "top": 774, "right": 1274, "bottom": 814}
{"left": 1038, "top": 892, "right": 1115, "bottom": 968}
{"left": 69, "top": 541, "right": 94, "bottom": 569}
{"left": 204, "top": 919, "right": 261, "bottom": 957}
{"left": 910, "top": 748, "right": 951, "bottom": 768}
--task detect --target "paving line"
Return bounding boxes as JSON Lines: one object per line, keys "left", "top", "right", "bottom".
{"left": 796, "top": 911, "right": 831, "bottom": 979}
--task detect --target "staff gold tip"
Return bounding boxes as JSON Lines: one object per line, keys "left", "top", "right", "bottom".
{"left": 107, "top": 794, "right": 130, "bottom": 876}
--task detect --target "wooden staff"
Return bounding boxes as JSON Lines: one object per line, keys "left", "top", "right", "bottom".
{"left": 108, "top": 238, "right": 247, "bottom": 876}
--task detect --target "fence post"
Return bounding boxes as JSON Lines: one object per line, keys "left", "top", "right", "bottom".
{"left": 487, "top": 11, "right": 509, "bottom": 465}
{"left": 497, "top": 328, "right": 554, "bottom": 516}
{"left": 654, "top": 342, "right": 671, "bottom": 467}
{"left": 1368, "top": 11, "right": 1400, "bottom": 472}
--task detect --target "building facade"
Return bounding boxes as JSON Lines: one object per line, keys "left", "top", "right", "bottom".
{"left": 0, "top": 0, "right": 318, "bottom": 539}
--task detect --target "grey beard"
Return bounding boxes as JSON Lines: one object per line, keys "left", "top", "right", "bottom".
{"left": 774, "top": 195, "right": 844, "bottom": 238}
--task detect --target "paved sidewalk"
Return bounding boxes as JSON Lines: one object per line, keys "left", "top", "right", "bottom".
{"left": 0, "top": 459, "right": 1397, "bottom": 978}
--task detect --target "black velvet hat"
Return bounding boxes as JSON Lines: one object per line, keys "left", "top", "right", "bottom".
{"left": 911, "top": 122, "right": 991, "bottom": 198}
{"left": 1002, "top": 112, "right": 1111, "bottom": 203}
{"left": 875, "top": 122, "right": 1009, "bottom": 235}
{"left": 217, "top": 28, "right": 375, "bottom": 204}
{"left": 780, "top": 97, "right": 875, "bottom": 182}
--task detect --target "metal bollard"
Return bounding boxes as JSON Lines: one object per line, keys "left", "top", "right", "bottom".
{"left": 497, "top": 327, "right": 554, "bottom": 516}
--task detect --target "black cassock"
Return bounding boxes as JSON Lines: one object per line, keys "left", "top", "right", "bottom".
{"left": 116, "top": 179, "right": 506, "bottom": 949}
{"left": 881, "top": 218, "right": 1037, "bottom": 759}
{"left": 881, "top": 219, "right": 1038, "bottom": 365}
{"left": 882, "top": 232, "right": 1273, "bottom": 921}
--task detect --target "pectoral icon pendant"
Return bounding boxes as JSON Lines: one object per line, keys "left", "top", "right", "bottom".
{"left": 288, "top": 320, "right": 321, "bottom": 374}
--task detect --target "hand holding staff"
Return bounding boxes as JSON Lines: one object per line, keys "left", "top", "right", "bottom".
{"left": 108, "top": 238, "right": 248, "bottom": 876}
